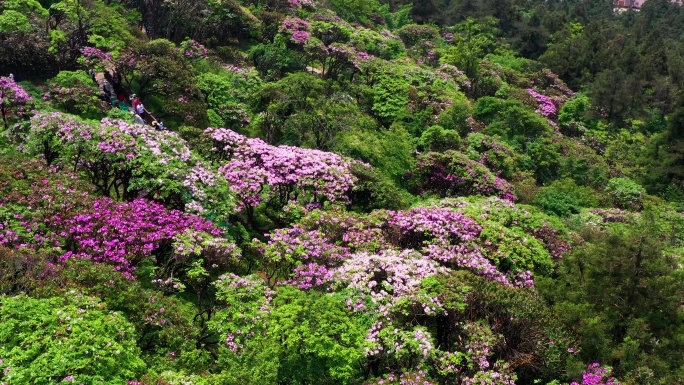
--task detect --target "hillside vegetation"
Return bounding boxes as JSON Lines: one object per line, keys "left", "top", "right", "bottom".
{"left": 2, "top": 0, "right": 684, "bottom": 384}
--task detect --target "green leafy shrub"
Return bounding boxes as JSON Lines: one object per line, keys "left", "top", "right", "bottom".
{"left": 332, "top": 124, "right": 415, "bottom": 182}
{"left": 249, "top": 39, "right": 304, "bottom": 80}
{"left": 534, "top": 179, "right": 599, "bottom": 217}
{"left": 370, "top": 70, "right": 410, "bottom": 126}
{"left": 0, "top": 292, "right": 146, "bottom": 384}
{"left": 45, "top": 70, "right": 105, "bottom": 120}
{"left": 347, "top": 163, "right": 414, "bottom": 211}
{"left": 328, "top": 0, "right": 379, "bottom": 23}
{"left": 606, "top": 177, "right": 646, "bottom": 210}
{"left": 418, "top": 124, "right": 461, "bottom": 152}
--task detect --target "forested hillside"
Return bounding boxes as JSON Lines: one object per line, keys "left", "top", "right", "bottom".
{"left": 2, "top": 0, "right": 684, "bottom": 384}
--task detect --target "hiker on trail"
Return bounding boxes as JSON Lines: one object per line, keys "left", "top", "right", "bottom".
{"left": 135, "top": 101, "right": 149, "bottom": 122}
{"left": 133, "top": 114, "right": 145, "bottom": 124}
{"left": 103, "top": 79, "right": 113, "bottom": 97}
{"left": 9, "top": 73, "right": 14, "bottom": 81}
{"left": 131, "top": 94, "right": 140, "bottom": 109}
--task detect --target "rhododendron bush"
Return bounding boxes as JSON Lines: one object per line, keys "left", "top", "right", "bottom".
{"left": 260, "top": 197, "right": 566, "bottom": 289}
{"left": 0, "top": 75, "right": 32, "bottom": 130}
{"left": 60, "top": 197, "right": 238, "bottom": 277}
{"left": 206, "top": 127, "right": 357, "bottom": 212}
{"left": 0, "top": 156, "right": 94, "bottom": 250}
{"left": 15, "top": 113, "right": 235, "bottom": 215}
{"left": 411, "top": 151, "right": 516, "bottom": 201}
{"left": 213, "top": 197, "right": 578, "bottom": 383}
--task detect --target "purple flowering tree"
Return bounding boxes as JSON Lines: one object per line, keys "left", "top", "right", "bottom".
{"left": 60, "top": 197, "right": 236, "bottom": 278}
{"left": 0, "top": 76, "right": 32, "bottom": 130}
{"left": 280, "top": 17, "right": 311, "bottom": 46}
{"left": 411, "top": 151, "right": 516, "bottom": 201}
{"left": 206, "top": 127, "right": 357, "bottom": 220}
{"left": 79, "top": 47, "right": 113, "bottom": 72}
{"left": 526, "top": 89, "right": 557, "bottom": 118}
{"left": 255, "top": 225, "right": 350, "bottom": 288}
{"left": 21, "top": 112, "right": 93, "bottom": 167}
{"left": 18, "top": 114, "right": 233, "bottom": 214}
{"left": 527, "top": 88, "right": 561, "bottom": 132}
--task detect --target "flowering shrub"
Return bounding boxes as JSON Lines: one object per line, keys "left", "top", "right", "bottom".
{"left": 0, "top": 75, "right": 32, "bottom": 129}
{"left": 287, "top": 0, "right": 315, "bottom": 10}
{"left": 285, "top": 199, "right": 565, "bottom": 288}
{"left": 570, "top": 363, "right": 621, "bottom": 385}
{"left": 0, "top": 156, "right": 94, "bottom": 251}
{"left": 45, "top": 70, "right": 106, "bottom": 119}
{"left": 20, "top": 112, "right": 93, "bottom": 166}
{"left": 79, "top": 47, "right": 113, "bottom": 71}
{"left": 435, "top": 64, "right": 472, "bottom": 90}
{"left": 60, "top": 197, "right": 234, "bottom": 277}
{"left": 20, "top": 114, "right": 233, "bottom": 214}
{"left": 256, "top": 225, "right": 350, "bottom": 288}
{"left": 209, "top": 274, "right": 275, "bottom": 352}
{"left": 207, "top": 127, "right": 357, "bottom": 212}
{"left": 180, "top": 39, "right": 208, "bottom": 60}
{"left": 526, "top": 89, "right": 557, "bottom": 118}
{"left": 411, "top": 151, "right": 516, "bottom": 201}
{"left": 330, "top": 249, "right": 447, "bottom": 307}
{"left": 389, "top": 206, "right": 482, "bottom": 249}
{"left": 280, "top": 17, "right": 310, "bottom": 45}
{"left": 527, "top": 88, "right": 561, "bottom": 131}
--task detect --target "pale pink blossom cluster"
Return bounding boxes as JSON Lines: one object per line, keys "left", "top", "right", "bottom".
{"left": 207, "top": 127, "right": 357, "bottom": 210}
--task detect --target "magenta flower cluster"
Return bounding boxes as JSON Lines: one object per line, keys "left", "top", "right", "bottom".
{"left": 0, "top": 76, "right": 32, "bottom": 128}
{"left": 281, "top": 17, "right": 311, "bottom": 45}
{"left": 182, "top": 40, "right": 209, "bottom": 60}
{"left": 527, "top": 88, "right": 557, "bottom": 117}
{"left": 570, "top": 363, "right": 621, "bottom": 385}
{"left": 287, "top": 0, "right": 314, "bottom": 9}
{"left": 272, "top": 202, "right": 552, "bottom": 289}
{"left": 60, "top": 197, "right": 224, "bottom": 277}
{"left": 389, "top": 207, "right": 524, "bottom": 286}
{"left": 79, "top": 47, "right": 113, "bottom": 68}
{"left": 261, "top": 225, "right": 350, "bottom": 289}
